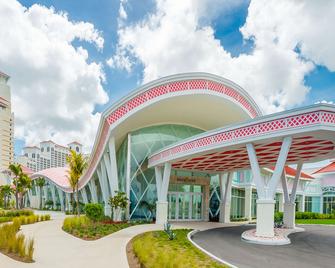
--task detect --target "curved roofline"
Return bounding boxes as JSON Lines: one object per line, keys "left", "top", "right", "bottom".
{"left": 102, "top": 72, "right": 262, "bottom": 119}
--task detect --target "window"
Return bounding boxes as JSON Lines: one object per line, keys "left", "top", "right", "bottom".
{"left": 231, "top": 188, "right": 245, "bottom": 219}
{"left": 305, "top": 196, "right": 312, "bottom": 212}
{"left": 323, "top": 196, "right": 335, "bottom": 214}
{"left": 32, "top": 153, "right": 35, "bottom": 158}
{"left": 41, "top": 148, "right": 44, "bottom": 152}
{"left": 51, "top": 147, "right": 54, "bottom": 152}
{"left": 76, "top": 146, "right": 79, "bottom": 152}
{"left": 47, "top": 147, "right": 50, "bottom": 152}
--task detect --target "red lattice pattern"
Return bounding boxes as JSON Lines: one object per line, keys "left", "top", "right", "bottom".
{"left": 171, "top": 137, "right": 334, "bottom": 172}
{"left": 149, "top": 110, "right": 335, "bottom": 165}
{"left": 106, "top": 79, "right": 259, "bottom": 125}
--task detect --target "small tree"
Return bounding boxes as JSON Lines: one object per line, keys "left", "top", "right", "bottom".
{"left": 66, "top": 150, "right": 88, "bottom": 216}
{"left": 8, "top": 163, "right": 22, "bottom": 209}
{"left": 35, "top": 177, "right": 45, "bottom": 210}
{"left": 109, "top": 191, "right": 128, "bottom": 221}
{"left": 0, "top": 185, "right": 13, "bottom": 209}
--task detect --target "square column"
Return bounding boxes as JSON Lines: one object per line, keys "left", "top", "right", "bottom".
{"left": 244, "top": 186, "right": 252, "bottom": 221}
{"left": 219, "top": 172, "right": 232, "bottom": 223}
{"left": 256, "top": 199, "right": 276, "bottom": 237}
{"left": 278, "top": 193, "right": 284, "bottom": 212}
{"left": 156, "top": 201, "right": 168, "bottom": 224}
{"left": 155, "top": 163, "right": 171, "bottom": 225}
{"left": 283, "top": 202, "right": 296, "bottom": 228}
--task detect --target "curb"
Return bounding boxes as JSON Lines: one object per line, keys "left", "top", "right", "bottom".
{"left": 187, "top": 230, "right": 239, "bottom": 268}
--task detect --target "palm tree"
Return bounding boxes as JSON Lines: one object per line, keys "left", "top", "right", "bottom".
{"left": 0, "top": 185, "right": 13, "bottom": 209}
{"left": 66, "top": 150, "right": 88, "bottom": 216}
{"left": 9, "top": 163, "right": 23, "bottom": 209}
{"left": 18, "top": 174, "right": 32, "bottom": 209}
{"left": 66, "top": 170, "right": 77, "bottom": 214}
{"left": 35, "top": 177, "right": 45, "bottom": 210}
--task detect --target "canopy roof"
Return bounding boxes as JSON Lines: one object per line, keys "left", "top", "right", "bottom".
{"left": 31, "top": 167, "right": 69, "bottom": 190}
{"left": 149, "top": 104, "right": 335, "bottom": 173}
{"left": 265, "top": 166, "right": 314, "bottom": 180}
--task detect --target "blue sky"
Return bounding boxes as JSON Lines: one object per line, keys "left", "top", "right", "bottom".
{"left": 13, "top": 0, "right": 335, "bottom": 155}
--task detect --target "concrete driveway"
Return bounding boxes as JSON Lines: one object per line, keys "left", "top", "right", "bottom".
{"left": 192, "top": 224, "right": 335, "bottom": 268}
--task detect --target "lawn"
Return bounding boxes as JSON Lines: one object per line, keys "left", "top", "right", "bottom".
{"left": 296, "top": 219, "right": 335, "bottom": 225}
{"left": 130, "top": 229, "right": 227, "bottom": 268}
{"left": 63, "top": 216, "right": 149, "bottom": 240}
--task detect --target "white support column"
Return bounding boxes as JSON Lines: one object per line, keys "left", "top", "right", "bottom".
{"left": 156, "top": 163, "right": 171, "bottom": 224}
{"left": 81, "top": 187, "right": 89, "bottom": 204}
{"left": 246, "top": 137, "right": 292, "bottom": 238}
{"left": 43, "top": 186, "right": 48, "bottom": 208}
{"left": 278, "top": 193, "right": 284, "bottom": 212}
{"left": 88, "top": 180, "right": 98, "bottom": 203}
{"left": 36, "top": 186, "right": 41, "bottom": 209}
{"left": 283, "top": 162, "right": 303, "bottom": 229}
{"left": 97, "top": 165, "right": 111, "bottom": 216}
{"left": 125, "top": 133, "right": 132, "bottom": 220}
{"left": 57, "top": 188, "right": 65, "bottom": 211}
{"left": 66, "top": 192, "right": 72, "bottom": 211}
{"left": 50, "top": 185, "right": 57, "bottom": 209}
{"left": 245, "top": 186, "right": 252, "bottom": 221}
{"left": 300, "top": 195, "right": 305, "bottom": 212}
{"left": 219, "top": 173, "right": 233, "bottom": 223}
{"left": 108, "top": 136, "right": 119, "bottom": 195}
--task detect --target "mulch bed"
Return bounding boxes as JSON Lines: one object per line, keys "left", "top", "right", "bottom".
{"left": 126, "top": 238, "right": 141, "bottom": 268}
{"left": 0, "top": 251, "right": 34, "bottom": 263}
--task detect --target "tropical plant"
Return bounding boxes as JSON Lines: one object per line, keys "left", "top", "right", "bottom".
{"left": 35, "top": 177, "right": 45, "bottom": 210}
{"left": 66, "top": 150, "right": 88, "bottom": 216}
{"left": 109, "top": 191, "right": 128, "bottom": 221}
{"left": 0, "top": 185, "right": 13, "bottom": 209}
{"left": 164, "top": 222, "right": 176, "bottom": 240}
{"left": 9, "top": 164, "right": 32, "bottom": 209}
{"left": 84, "top": 203, "right": 104, "bottom": 222}
{"left": 8, "top": 163, "right": 22, "bottom": 209}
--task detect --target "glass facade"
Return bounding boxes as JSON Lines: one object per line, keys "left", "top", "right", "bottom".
{"left": 231, "top": 188, "right": 245, "bottom": 219}
{"left": 323, "top": 196, "right": 335, "bottom": 214}
{"left": 251, "top": 190, "right": 257, "bottom": 218}
{"left": 116, "top": 124, "right": 204, "bottom": 220}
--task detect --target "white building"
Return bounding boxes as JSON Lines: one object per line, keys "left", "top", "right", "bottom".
{"left": 16, "top": 140, "right": 83, "bottom": 172}
{"left": 0, "top": 71, "right": 14, "bottom": 171}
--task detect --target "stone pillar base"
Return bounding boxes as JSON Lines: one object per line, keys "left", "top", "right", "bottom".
{"left": 156, "top": 201, "right": 168, "bottom": 224}
{"left": 256, "top": 199, "right": 275, "bottom": 237}
{"left": 283, "top": 203, "right": 296, "bottom": 229}
{"left": 219, "top": 202, "right": 231, "bottom": 223}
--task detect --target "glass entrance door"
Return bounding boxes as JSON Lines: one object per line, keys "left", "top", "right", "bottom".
{"left": 168, "top": 192, "right": 203, "bottom": 221}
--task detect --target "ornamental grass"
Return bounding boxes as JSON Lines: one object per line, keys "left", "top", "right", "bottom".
{"left": 0, "top": 220, "right": 35, "bottom": 262}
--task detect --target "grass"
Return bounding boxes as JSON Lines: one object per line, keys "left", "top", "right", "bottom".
{"left": 0, "top": 219, "right": 35, "bottom": 262}
{"left": 296, "top": 219, "right": 335, "bottom": 225}
{"left": 62, "top": 216, "right": 148, "bottom": 240}
{"left": 132, "top": 229, "right": 227, "bottom": 268}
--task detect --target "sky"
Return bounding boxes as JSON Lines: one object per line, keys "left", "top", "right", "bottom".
{"left": 0, "top": 0, "right": 334, "bottom": 158}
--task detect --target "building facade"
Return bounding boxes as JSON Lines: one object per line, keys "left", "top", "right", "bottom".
{"left": 0, "top": 71, "right": 14, "bottom": 171}
{"left": 16, "top": 140, "right": 83, "bottom": 172}
{"left": 23, "top": 73, "right": 335, "bottom": 239}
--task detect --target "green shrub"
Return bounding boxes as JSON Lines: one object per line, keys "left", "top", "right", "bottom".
{"left": 0, "top": 209, "right": 33, "bottom": 218}
{"left": 63, "top": 216, "right": 91, "bottom": 232}
{"left": 84, "top": 203, "right": 104, "bottom": 221}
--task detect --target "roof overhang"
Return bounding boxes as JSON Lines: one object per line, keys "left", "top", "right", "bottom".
{"left": 148, "top": 104, "right": 335, "bottom": 173}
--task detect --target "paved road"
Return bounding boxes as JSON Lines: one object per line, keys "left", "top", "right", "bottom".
{"left": 192, "top": 225, "right": 335, "bottom": 268}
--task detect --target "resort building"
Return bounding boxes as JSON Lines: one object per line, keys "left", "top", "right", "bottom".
{"left": 25, "top": 73, "right": 335, "bottom": 239}
{"left": 16, "top": 140, "right": 83, "bottom": 172}
{"left": 0, "top": 71, "right": 14, "bottom": 171}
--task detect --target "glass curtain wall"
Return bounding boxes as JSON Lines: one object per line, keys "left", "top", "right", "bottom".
{"left": 230, "top": 188, "right": 245, "bottom": 219}
{"left": 116, "top": 124, "right": 203, "bottom": 220}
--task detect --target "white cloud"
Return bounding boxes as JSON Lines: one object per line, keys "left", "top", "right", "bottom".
{"left": 0, "top": 1, "right": 108, "bottom": 152}
{"left": 108, "top": 0, "right": 335, "bottom": 113}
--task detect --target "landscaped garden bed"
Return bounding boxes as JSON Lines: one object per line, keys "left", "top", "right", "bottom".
{"left": 296, "top": 219, "right": 335, "bottom": 225}
{"left": 128, "top": 229, "right": 227, "bottom": 268}
{"left": 62, "top": 215, "right": 149, "bottom": 240}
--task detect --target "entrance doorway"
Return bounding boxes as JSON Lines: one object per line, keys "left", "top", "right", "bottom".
{"left": 168, "top": 192, "right": 203, "bottom": 220}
